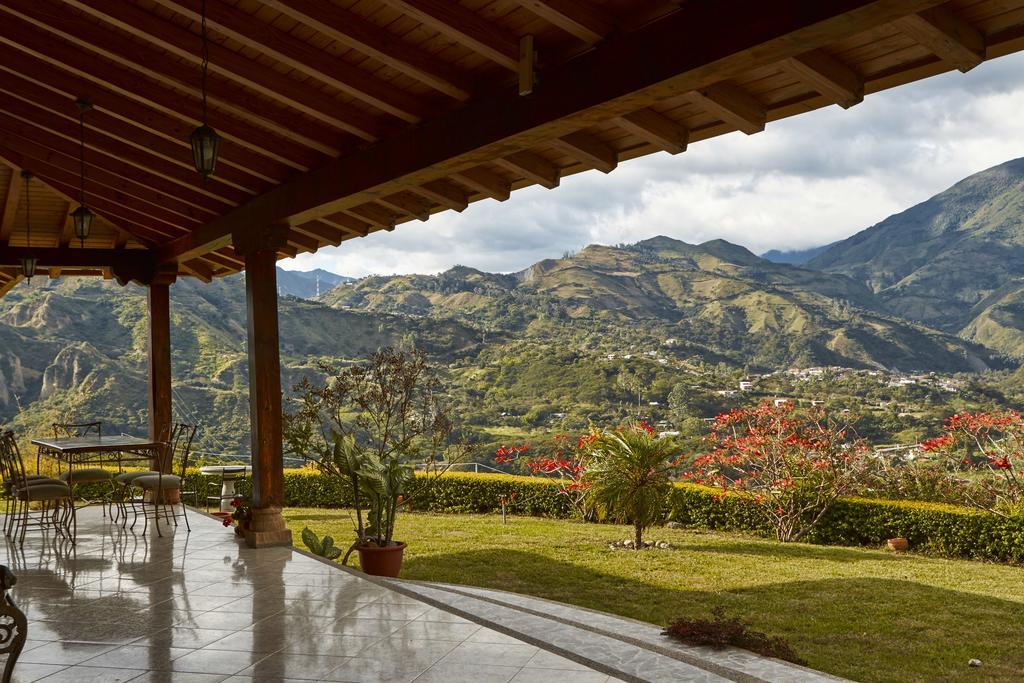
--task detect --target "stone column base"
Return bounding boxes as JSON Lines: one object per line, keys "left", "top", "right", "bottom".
{"left": 244, "top": 505, "right": 293, "bottom": 548}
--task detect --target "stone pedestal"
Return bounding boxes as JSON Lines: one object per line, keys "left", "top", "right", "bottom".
{"left": 244, "top": 505, "right": 293, "bottom": 548}
{"left": 143, "top": 488, "right": 181, "bottom": 505}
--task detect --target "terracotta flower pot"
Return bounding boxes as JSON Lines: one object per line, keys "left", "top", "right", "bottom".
{"left": 357, "top": 542, "right": 407, "bottom": 578}
{"left": 887, "top": 537, "right": 909, "bottom": 552}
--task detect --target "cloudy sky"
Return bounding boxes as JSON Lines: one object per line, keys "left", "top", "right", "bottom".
{"left": 287, "top": 52, "right": 1024, "bottom": 278}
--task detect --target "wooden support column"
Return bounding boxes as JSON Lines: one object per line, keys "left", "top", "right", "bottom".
{"left": 233, "top": 223, "right": 292, "bottom": 548}
{"left": 147, "top": 266, "right": 177, "bottom": 471}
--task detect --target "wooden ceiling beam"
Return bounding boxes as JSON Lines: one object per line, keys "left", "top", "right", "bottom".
{"left": 380, "top": 0, "right": 520, "bottom": 70}
{"left": 60, "top": 0, "right": 383, "bottom": 142}
{"left": 690, "top": 82, "right": 767, "bottom": 135}
{"left": 0, "top": 53, "right": 285, "bottom": 189}
{"left": 259, "top": 0, "right": 472, "bottom": 101}
{"left": 146, "top": 0, "right": 427, "bottom": 124}
{"left": 782, "top": 49, "right": 864, "bottom": 109}
{"left": 615, "top": 109, "right": 688, "bottom": 154}
{"left": 322, "top": 213, "right": 371, "bottom": 238}
{"left": 0, "top": 170, "right": 23, "bottom": 244}
{"left": 57, "top": 208, "right": 73, "bottom": 249}
{"left": 450, "top": 167, "right": 511, "bottom": 201}
{"left": 286, "top": 230, "right": 319, "bottom": 253}
{"left": 0, "top": 103, "right": 245, "bottom": 212}
{"left": 409, "top": 180, "right": 469, "bottom": 212}
{"left": 293, "top": 221, "right": 345, "bottom": 248}
{"left": 201, "top": 249, "right": 243, "bottom": 270}
{"left": 0, "top": 245, "right": 150, "bottom": 268}
{"left": 893, "top": 6, "right": 985, "bottom": 73}
{"left": 517, "top": 0, "right": 613, "bottom": 44}
{"left": 0, "top": 2, "right": 343, "bottom": 164}
{"left": 496, "top": 152, "right": 561, "bottom": 189}
{"left": 553, "top": 131, "right": 617, "bottom": 173}
{"left": 0, "top": 123, "right": 221, "bottom": 221}
{"left": 161, "top": 0, "right": 961, "bottom": 263}
{"left": 0, "top": 273, "right": 22, "bottom": 297}
{"left": 346, "top": 203, "right": 397, "bottom": 230}
{"left": 378, "top": 193, "right": 433, "bottom": 222}
{"left": 180, "top": 259, "right": 214, "bottom": 282}
{"left": 0, "top": 137, "right": 208, "bottom": 231}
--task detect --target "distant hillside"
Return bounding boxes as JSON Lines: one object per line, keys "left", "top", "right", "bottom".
{"left": 276, "top": 268, "right": 351, "bottom": 300}
{"left": 0, "top": 277, "right": 477, "bottom": 450}
{"left": 762, "top": 243, "right": 836, "bottom": 265}
{"left": 808, "top": 157, "right": 1024, "bottom": 351}
{"left": 324, "top": 236, "right": 998, "bottom": 372}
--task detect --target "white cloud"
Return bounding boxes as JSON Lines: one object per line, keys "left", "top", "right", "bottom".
{"left": 286, "top": 52, "right": 1024, "bottom": 277}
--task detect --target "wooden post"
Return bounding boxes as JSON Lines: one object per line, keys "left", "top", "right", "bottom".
{"left": 234, "top": 224, "right": 292, "bottom": 548}
{"left": 147, "top": 279, "right": 173, "bottom": 471}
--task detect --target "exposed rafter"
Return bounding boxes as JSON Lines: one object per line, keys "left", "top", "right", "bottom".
{"left": 690, "top": 82, "right": 767, "bottom": 135}
{"left": 615, "top": 109, "right": 688, "bottom": 154}
{"left": 451, "top": 167, "right": 511, "bottom": 202}
{"left": 258, "top": 0, "right": 472, "bottom": 101}
{"left": 497, "top": 152, "right": 561, "bottom": 189}
{"left": 0, "top": 169, "right": 23, "bottom": 243}
{"left": 517, "top": 0, "right": 613, "bottom": 44}
{"left": 894, "top": 6, "right": 986, "bottom": 72}
{"left": 380, "top": 0, "right": 520, "bottom": 70}
{"left": 553, "top": 131, "right": 617, "bottom": 173}
{"left": 782, "top": 49, "right": 864, "bottom": 109}
{"left": 410, "top": 180, "right": 469, "bottom": 212}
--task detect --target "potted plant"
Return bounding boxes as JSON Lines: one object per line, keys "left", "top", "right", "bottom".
{"left": 229, "top": 496, "right": 251, "bottom": 537}
{"left": 887, "top": 537, "right": 909, "bottom": 552}
{"left": 284, "top": 348, "right": 467, "bottom": 577}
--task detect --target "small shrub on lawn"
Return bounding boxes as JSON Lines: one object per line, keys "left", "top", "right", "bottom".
{"left": 663, "top": 608, "right": 806, "bottom": 666}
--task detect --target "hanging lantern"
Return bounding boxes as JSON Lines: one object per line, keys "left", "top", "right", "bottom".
{"left": 20, "top": 257, "right": 37, "bottom": 282}
{"left": 20, "top": 170, "right": 36, "bottom": 282}
{"left": 72, "top": 204, "right": 95, "bottom": 242}
{"left": 74, "top": 98, "right": 93, "bottom": 246}
{"left": 189, "top": 123, "right": 221, "bottom": 178}
{"left": 190, "top": 0, "right": 220, "bottom": 178}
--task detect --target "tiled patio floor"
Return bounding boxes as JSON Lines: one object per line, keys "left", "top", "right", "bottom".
{"left": 1, "top": 508, "right": 619, "bottom": 683}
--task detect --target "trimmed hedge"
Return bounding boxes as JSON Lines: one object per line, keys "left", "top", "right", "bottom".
{"left": 79, "top": 469, "right": 1024, "bottom": 563}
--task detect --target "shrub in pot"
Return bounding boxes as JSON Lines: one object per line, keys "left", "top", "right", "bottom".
{"left": 284, "top": 348, "right": 467, "bottom": 577}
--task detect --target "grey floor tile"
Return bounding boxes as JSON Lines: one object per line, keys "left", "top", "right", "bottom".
{"left": 413, "top": 660, "right": 522, "bottom": 683}
{"left": 35, "top": 665, "right": 145, "bottom": 682}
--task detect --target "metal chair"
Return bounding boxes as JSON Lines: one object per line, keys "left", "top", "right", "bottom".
{"left": 50, "top": 422, "right": 116, "bottom": 516}
{"left": 124, "top": 424, "right": 197, "bottom": 536}
{"left": 205, "top": 466, "right": 251, "bottom": 512}
{"left": 0, "top": 432, "right": 75, "bottom": 545}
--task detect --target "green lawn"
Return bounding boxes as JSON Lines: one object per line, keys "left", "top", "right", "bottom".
{"left": 283, "top": 508, "right": 1024, "bottom": 683}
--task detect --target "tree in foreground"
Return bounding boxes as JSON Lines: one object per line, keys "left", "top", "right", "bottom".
{"left": 688, "top": 402, "right": 872, "bottom": 542}
{"left": 284, "top": 348, "right": 466, "bottom": 562}
{"left": 585, "top": 421, "right": 681, "bottom": 548}
{"left": 922, "top": 410, "right": 1024, "bottom": 517}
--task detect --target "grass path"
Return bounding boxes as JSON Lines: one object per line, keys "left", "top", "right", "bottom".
{"left": 283, "top": 508, "right": 1024, "bottom": 682}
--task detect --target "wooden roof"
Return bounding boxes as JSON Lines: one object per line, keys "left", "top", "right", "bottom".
{"left": 1, "top": 0, "right": 1024, "bottom": 295}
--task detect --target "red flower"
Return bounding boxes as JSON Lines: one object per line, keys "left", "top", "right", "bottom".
{"left": 231, "top": 497, "right": 242, "bottom": 507}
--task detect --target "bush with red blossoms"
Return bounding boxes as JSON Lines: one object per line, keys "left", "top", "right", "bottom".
{"left": 495, "top": 433, "right": 596, "bottom": 518}
{"left": 687, "top": 402, "right": 872, "bottom": 542}
{"left": 921, "top": 411, "right": 1024, "bottom": 517}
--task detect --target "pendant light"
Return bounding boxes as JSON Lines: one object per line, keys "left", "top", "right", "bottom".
{"left": 71, "top": 98, "right": 94, "bottom": 246}
{"left": 20, "top": 170, "right": 37, "bottom": 282}
{"left": 189, "top": 0, "right": 221, "bottom": 178}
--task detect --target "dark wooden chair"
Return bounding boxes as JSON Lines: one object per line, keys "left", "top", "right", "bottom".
{"left": 0, "top": 565, "right": 27, "bottom": 683}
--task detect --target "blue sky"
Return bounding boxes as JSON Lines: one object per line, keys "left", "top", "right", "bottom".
{"left": 287, "top": 52, "right": 1024, "bottom": 278}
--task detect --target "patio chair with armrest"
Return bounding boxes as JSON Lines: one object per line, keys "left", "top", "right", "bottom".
{"left": 49, "top": 422, "right": 117, "bottom": 517}
{"left": 123, "top": 424, "right": 197, "bottom": 536}
{"left": 0, "top": 431, "right": 76, "bottom": 545}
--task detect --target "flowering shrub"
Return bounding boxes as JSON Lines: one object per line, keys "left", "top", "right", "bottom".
{"left": 688, "top": 402, "right": 872, "bottom": 542}
{"left": 922, "top": 411, "right": 1024, "bottom": 517}
{"left": 495, "top": 433, "right": 596, "bottom": 518}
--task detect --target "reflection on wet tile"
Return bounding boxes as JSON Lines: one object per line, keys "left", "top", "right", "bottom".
{"left": 2, "top": 508, "right": 617, "bottom": 683}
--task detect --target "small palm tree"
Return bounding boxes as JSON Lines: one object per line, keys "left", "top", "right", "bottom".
{"left": 585, "top": 423, "right": 680, "bottom": 548}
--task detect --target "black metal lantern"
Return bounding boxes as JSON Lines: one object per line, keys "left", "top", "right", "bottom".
{"left": 190, "top": 0, "right": 221, "bottom": 178}
{"left": 19, "top": 170, "right": 36, "bottom": 282}
{"left": 190, "top": 123, "right": 221, "bottom": 178}
{"left": 74, "top": 98, "right": 93, "bottom": 246}
{"left": 72, "top": 204, "right": 95, "bottom": 242}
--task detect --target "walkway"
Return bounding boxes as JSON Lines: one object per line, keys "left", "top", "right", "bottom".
{"left": 0, "top": 508, "right": 841, "bottom": 682}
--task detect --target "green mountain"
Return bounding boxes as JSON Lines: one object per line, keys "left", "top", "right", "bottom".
{"left": 0, "top": 277, "right": 477, "bottom": 451}
{"left": 808, "top": 157, "right": 1024, "bottom": 355}
{"left": 761, "top": 243, "right": 836, "bottom": 265}
{"left": 276, "top": 267, "right": 351, "bottom": 300}
{"left": 323, "top": 236, "right": 996, "bottom": 372}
